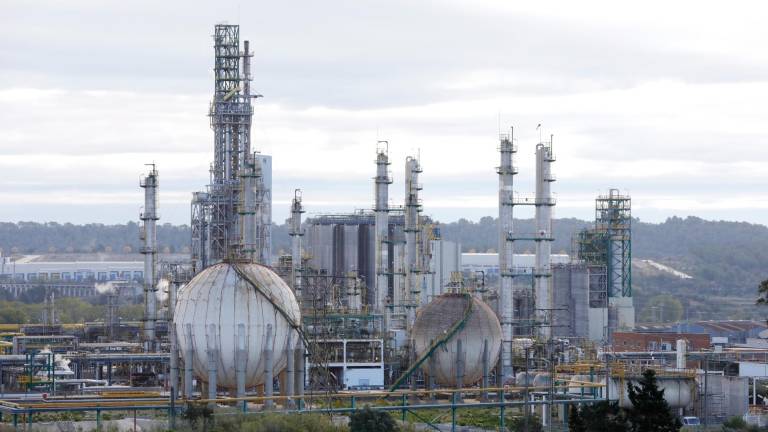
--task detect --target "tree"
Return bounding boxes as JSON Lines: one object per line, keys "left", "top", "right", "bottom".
{"left": 349, "top": 406, "right": 396, "bottom": 432}
{"left": 756, "top": 279, "right": 768, "bottom": 307}
{"left": 568, "top": 405, "right": 586, "bottom": 432}
{"left": 579, "top": 401, "right": 629, "bottom": 432}
{"left": 626, "top": 369, "right": 681, "bottom": 432}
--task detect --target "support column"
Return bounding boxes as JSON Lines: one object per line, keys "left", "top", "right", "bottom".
{"left": 236, "top": 324, "right": 246, "bottom": 398}
{"left": 206, "top": 324, "right": 218, "bottom": 406}
{"left": 455, "top": 339, "right": 464, "bottom": 403}
{"left": 294, "top": 344, "right": 305, "bottom": 408}
{"left": 285, "top": 331, "right": 295, "bottom": 409}
{"left": 264, "top": 324, "right": 273, "bottom": 409}
{"left": 481, "top": 339, "right": 489, "bottom": 401}
{"left": 184, "top": 324, "right": 194, "bottom": 398}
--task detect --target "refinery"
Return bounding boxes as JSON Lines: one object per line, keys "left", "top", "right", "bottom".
{"left": 0, "top": 23, "right": 766, "bottom": 432}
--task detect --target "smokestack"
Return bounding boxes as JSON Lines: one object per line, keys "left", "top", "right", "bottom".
{"left": 534, "top": 135, "right": 555, "bottom": 341}
{"left": 140, "top": 164, "right": 159, "bottom": 350}
{"left": 497, "top": 129, "right": 516, "bottom": 379}
{"left": 289, "top": 190, "right": 304, "bottom": 303}
{"left": 374, "top": 142, "right": 391, "bottom": 315}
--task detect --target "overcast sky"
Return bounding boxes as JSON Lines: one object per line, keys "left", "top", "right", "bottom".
{"left": 2, "top": 1, "right": 768, "bottom": 226}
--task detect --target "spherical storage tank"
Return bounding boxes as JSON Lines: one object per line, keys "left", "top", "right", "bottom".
{"left": 412, "top": 293, "right": 502, "bottom": 387}
{"left": 174, "top": 263, "right": 301, "bottom": 389}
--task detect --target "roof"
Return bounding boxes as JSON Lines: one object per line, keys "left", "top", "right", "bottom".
{"left": 695, "top": 320, "right": 768, "bottom": 333}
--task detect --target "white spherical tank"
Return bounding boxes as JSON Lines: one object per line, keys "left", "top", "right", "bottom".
{"left": 174, "top": 263, "right": 301, "bottom": 390}
{"left": 412, "top": 293, "right": 502, "bottom": 387}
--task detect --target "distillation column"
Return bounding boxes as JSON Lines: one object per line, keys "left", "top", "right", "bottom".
{"left": 497, "top": 130, "right": 516, "bottom": 379}
{"left": 374, "top": 143, "right": 392, "bottom": 316}
{"left": 534, "top": 138, "right": 556, "bottom": 341}
{"left": 240, "top": 154, "right": 258, "bottom": 262}
{"left": 404, "top": 156, "right": 423, "bottom": 329}
{"left": 140, "top": 165, "right": 159, "bottom": 350}
{"left": 289, "top": 190, "right": 305, "bottom": 303}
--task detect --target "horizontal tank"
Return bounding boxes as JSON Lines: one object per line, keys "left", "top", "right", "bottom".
{"left": 174, "top": 263, "right": 301, "bottom": 390}
{"left": 610, "top": 376, "right": 694, "bottom": 409}
{"left": 412, "top": 293, "right": 502, "bottom": 387}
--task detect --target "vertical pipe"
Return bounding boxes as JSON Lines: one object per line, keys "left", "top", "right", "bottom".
{"left": 207, "top": 324, "right": 218, "bottom": 404}
{"left": 374, "top": 144, "right": 391, "bottom": 316}
{"left": 455, "top": 339, "right": 464, "bottom": 402}
{"left": 404, "top": 156, "right": 421, "bottom": 329}
{"left": 428, "top": 339, "right": 436, "bottom": 400}
{"left": 140, "top": 165, "right": 159, "bottom": 350}
{"left": 534, "top": 138, "right": 555, "bottom": 341}
{"left": 184, "top": 324, "right": 194, "bottom": 398}
{"left": 264, "top": 324, "right": 274, "bottom": 409}
{"left": 290, "top": 190, "right": 304, "bottom": 304}
{"left": 481, "top": 339, "right": 489, "bottom": 401}
{"left": 169, "top": 325, "right": 179, "bottom": 399}
{"left": 497, "top": 130, "right": 515, "bottom": 379}
{"left": 285, "top": 331, "right": 295, "bottom": 409}
{"left": 240, "top": 154, "right": 257, "bottom": 262}
{"left": 294, "top": 344, "right": 305, "bottom": 407}
{"left": 676, "top": 339, "right": 686, "bottom": 370}
{"left": 236, "top": 324, "right": 246, "bottom": 398}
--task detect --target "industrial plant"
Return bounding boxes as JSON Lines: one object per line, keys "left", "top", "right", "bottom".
{"left": 0, "top": 23, "right": 766, "bottom": 431}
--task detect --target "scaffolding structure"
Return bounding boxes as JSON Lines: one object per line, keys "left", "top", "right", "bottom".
{"left": 577, "top": 189, "right": 631, "bottom": 298}
{"left": 191, "top": 24, "right": 270, "bottom": 272}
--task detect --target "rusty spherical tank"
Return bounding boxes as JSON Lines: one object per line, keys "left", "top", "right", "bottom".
{"left": 411, "top": 293, "right": 502, "bottom": 387}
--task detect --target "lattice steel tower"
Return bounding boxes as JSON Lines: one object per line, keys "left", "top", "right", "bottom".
{"left": 191, "top": 24, "right": 269, "bottom": 271}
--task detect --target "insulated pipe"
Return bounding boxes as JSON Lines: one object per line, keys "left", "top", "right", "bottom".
{"left": 264, "top": 324, "right": 274, "bottom": 409}
{"left": 374, "top": 144, "right": 391, "bottom": 315}
{"left": 289, "top": 190, "right": 304, "bottom": 303}
{"left": 184, "top": 324, "right": 194, "bottom": 398}
{"left": 676, "top": 339, "right": 686, "bottom": 370}
{"left": 140, "top": 165, "right": 159, "bottom": 350}
{"left": 497, "top": 130, "right": 515, "bottom": 378}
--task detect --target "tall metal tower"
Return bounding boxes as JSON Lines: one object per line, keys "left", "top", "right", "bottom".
{"left": 289, "top": 189, "right": 305, "bottom": 303}
{"left": 404, "top": 155, "right": 423, "bottom": 329}
{"left": 533, "top": 138, "right": 555, "bottom": 341}
{"left": 191, "top": 24, "right": 270, "bottom": 271}
{"left": 595, "top": 189, "right": 631, "bottom": 298}
{"left": 374, "top": 142, "right": 392, "bottom": 315}
{"left": 497, "top": 129, "right": 517, "bottom": 379}
{"left": 140, "top": 165, "right": 159, "bottom": 350}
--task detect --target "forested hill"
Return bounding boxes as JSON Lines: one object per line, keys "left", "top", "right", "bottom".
{"left": 1, "top": 217, "right": 767, "bottom": 299}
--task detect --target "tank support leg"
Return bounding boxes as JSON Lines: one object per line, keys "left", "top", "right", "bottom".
{"left": 264, "top": 324, "right": 274, "bottom": 410}
{"left": 285, "top": 331, "right": 295, "bottom": 410}
{"left": 481, "top": 339, "right": 489, "bottom": 402}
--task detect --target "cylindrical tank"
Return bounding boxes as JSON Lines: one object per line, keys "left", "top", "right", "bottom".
{"left": 532, "top": 372, "right": 552, "bottom": 388}
{"left": 412, "top": 293, "right": 502, "bottom": 387}
{"left": 174, "top": 263, "right": 301, "bottom": 390}
{"left": 610, "top": 376, "right": 693, "bottom": 409}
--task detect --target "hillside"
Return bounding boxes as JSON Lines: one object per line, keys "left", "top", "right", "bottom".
{"left": 1, "top": 217, "right": 766, "bottom": 321}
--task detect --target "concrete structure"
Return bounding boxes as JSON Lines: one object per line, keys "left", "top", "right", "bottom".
{"left": 174, "top": 262, "right": 300, "bottom": 390}
{"left": 461, "top": 253, "right": 570, "bottom": 276}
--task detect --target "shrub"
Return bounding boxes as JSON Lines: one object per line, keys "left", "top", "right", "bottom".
{"left": 349, "top": 406, "right": 397, "bottom": 432}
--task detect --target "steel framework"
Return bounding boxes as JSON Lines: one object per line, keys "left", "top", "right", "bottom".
{"left": 191, "top": 24, "right": 269, "bottom": 271}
